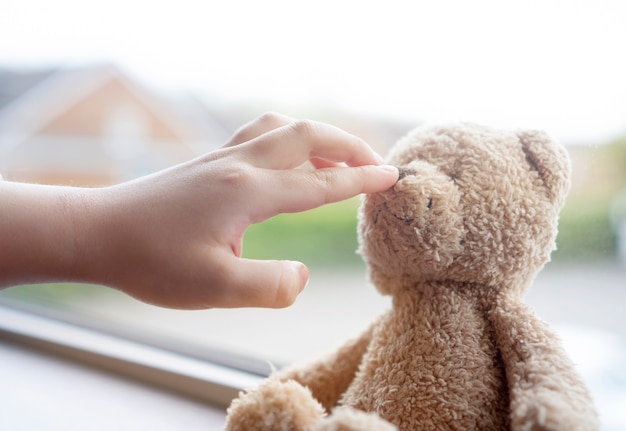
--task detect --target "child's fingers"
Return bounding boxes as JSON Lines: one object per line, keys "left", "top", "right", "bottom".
{"left": 224, "top": 112, "right": 295, "bottom": 147}
{"left": 254, "top": 165, "right": 399, "bottom": 218}
{"left": 242, "top": 120, "right": 385, "bottom": 170}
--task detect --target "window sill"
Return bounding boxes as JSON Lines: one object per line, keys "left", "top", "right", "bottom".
{"left": 0, "top": 300, "right": 261, "bottom": 428}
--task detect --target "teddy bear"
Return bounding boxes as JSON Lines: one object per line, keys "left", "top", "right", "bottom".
{"left": 225, "top": 123, "right": 599, "bottom": 431}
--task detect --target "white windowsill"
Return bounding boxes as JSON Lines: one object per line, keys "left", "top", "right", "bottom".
{"left": 0, "top": 302, "right": 262, "bottom": 429}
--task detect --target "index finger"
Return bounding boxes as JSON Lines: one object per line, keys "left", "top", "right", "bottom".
{"left": 241, "top": 119, "right": 385, "bottom": 170}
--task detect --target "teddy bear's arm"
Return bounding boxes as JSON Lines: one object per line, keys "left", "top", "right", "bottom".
{"left": 489, "top": 298, "right": 599, "bottom": 431}
{"left": 277, "top": 320, "right": 377, "bottom": 412}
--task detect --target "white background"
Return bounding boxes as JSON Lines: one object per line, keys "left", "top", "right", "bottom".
{"left": 2, "top": 0, "right": 626, "bottom": 144}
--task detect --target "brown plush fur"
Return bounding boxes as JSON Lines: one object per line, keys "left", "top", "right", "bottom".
{"left": 225, "top": 123, "right": 599, "bottom": 430}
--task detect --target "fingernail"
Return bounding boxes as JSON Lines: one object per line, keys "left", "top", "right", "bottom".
{"left": 377, "top": 165, "right": 399, "bottom": 175}
{"left": 293, "top": 262, "right": 309, "bottom": 293}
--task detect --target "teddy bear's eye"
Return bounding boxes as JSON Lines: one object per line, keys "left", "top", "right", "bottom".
{"left": 427, "top": 198, "right": 433, "bottom": 209}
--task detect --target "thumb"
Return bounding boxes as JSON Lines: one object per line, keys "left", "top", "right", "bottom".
{"left": 215, "top": 258, "right": 309, "bottom": 308}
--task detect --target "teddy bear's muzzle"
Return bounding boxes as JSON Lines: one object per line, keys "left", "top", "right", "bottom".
{"left": 370, "top": 189, "right": 425, "bottom": 226}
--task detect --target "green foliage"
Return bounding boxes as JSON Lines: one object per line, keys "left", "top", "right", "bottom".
{"left": 552, "top": 137, "right": 626, "bottom": 260}
{"left": 554, "top": 200, "right": 616, "bottom": 260}
{"left": 243, "top": 198, "right": 364, "bottom": 267}
{"left": 0, "top": 282, "right": 103, "bottom": 304}
{"left": 243, "top": 190, "right": 622, "bottom": 267}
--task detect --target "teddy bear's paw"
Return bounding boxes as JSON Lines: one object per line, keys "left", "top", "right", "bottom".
{"left": 314, "top": 407, "right": 397, "bottom": 431}
{"left": 225, "top": 376, "right": 325, "bottom": 431}
{"left": 514, "top": 393, "right": 600, "bottom": 431}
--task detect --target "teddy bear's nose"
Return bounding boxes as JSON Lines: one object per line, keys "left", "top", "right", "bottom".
{"left": 397, "top": 167, "right": 417, "bottom": 182}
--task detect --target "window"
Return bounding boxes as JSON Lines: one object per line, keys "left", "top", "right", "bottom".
{"left": 1, "top": 2, "right": 625, "bottom": 429}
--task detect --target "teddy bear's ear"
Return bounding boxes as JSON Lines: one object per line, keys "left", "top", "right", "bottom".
{"left": 517, "top": 130, "right": 571, "bottom": 208}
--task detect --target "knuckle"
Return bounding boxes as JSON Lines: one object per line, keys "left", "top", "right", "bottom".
{"left": 313, "top": 167, "right": 338, "bottom": 185}
{"left": 309, "top": 169, "right": 341, "bottom": 204}
{"left": 221, "top": 163, "right": 255, "bottom": 189}
{"left": 256, "top": 111, "right": 284, "bottom": 127}
{"left": 289, "top": 119, "right": 320, "bottom": 140}
{"left": 274, "top": 270, "right": 299, "bottom": 308}
{"left": 228, "top": 126, "right": 253, "bottom": 146}
{"left": 229, "top": 112, "right": 287, "bottom": 145}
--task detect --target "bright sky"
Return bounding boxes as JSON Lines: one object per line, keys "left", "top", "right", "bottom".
{"left": 2, "top": 0, "right": 626, "bottom": 144}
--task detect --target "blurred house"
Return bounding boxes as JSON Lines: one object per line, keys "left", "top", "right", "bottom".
{"left": 0, "top": 64, "right": 232, "bottom": 186}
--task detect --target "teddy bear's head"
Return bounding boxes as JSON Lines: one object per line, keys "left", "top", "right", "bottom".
{"left": 358, "top": 123, "right": 571, "bottom": 296}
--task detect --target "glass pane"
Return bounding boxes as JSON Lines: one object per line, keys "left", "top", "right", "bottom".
{"left": 1, "top": 2, "right": 625, "bottom": 429}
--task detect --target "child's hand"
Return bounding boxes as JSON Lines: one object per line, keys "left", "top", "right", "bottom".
{"left": 0, "top": 113, "right": 398, "bottom": 309}
{"left": 86, "top": 113, "right": 398, "bottom": 309}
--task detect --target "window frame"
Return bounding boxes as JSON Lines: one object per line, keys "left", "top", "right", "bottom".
{"left": 0, "top": 297, "right": 262, "bottom": 408}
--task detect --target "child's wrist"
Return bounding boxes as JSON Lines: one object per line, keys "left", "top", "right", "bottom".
{"left": 67, "top": 186, "right": 122, "bottom": 287}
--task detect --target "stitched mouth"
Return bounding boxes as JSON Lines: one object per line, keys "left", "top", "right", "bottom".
{"left": 373, "top": 202, "right": 414, "bottom": 224}
{"left": 392, "top": 212, "right": 415, "bottom": 223}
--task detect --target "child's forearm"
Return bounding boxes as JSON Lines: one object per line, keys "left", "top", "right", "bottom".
{"left": 0, "top": 181, "right": 94, "bottom": 288}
